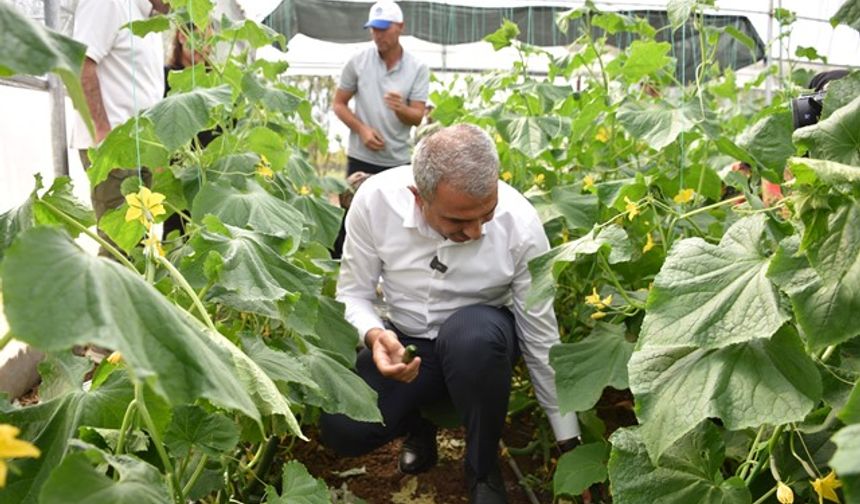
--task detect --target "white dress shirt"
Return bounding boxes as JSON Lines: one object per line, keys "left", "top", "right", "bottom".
{"left": 337, "top": 165, "right": 580, "bottom": 441}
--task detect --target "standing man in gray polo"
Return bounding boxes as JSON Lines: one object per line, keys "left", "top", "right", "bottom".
{"left": 334, "top": 1, "right": 429, "bottom": 176}
{"left": 331, "top": 1, "right": 429, "bottom": 257}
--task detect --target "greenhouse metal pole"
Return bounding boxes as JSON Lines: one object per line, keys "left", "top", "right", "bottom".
{"left": 765, "top": 0, "right": 774, "bottom": 104}
{"left": 45, "top": 0, "right": 69, "bottom": 177}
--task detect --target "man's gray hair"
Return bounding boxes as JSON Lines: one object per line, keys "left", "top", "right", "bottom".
{"left": 412, "top": 123, "right": 499, "bottom": 201}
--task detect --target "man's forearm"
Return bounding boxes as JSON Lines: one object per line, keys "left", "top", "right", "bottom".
{"left": 81, "top": 58, "right": 111, "bottom": 143}
{"left": 393, "top": 103, "right": 424, "bottom": 127}
{"left": 333, "top": 101, "right": 366, "bottom": 134}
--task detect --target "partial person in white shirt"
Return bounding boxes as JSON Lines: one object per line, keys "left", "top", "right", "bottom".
{"left": 70, "top": 0, "right": 168, "bottom": 254}
{"left": 321, "top": 124, "right": 580, "bottom": 504}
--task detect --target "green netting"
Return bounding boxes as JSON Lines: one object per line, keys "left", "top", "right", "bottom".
{"left": 264, "top": 0, "right": 766, "bottom": 82}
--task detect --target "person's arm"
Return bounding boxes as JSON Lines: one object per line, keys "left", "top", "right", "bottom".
{"left": 510, "top": 211, "right": 581, "bottom": 442}
{"left": 81, "top": 57, "right": 112, "bottom": 144}
{"left": 383, "top": 92, "right": 425, "bottom": 127}
{"left": 332, "top": 88, "right": 385, "bottom": 151}
{"left": 336, "top": 182, "right": 420, "bottom": 382}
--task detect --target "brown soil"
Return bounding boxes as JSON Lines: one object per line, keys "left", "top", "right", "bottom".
{"left": 295, "top": 388, "right": 637, "bottom": 504}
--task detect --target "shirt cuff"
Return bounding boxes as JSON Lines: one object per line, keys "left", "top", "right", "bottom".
{"left": 546, "top": 410, "right": 581, "bottom": 441}
{"left": 355, "top": 318, "right": 386, "bottom": 348}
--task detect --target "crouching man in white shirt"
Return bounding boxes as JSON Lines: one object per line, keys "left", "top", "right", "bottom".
{"left": 322, "top": 124, "right": 580, "bottom": 504}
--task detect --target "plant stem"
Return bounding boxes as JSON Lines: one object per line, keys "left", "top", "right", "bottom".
{"left": 135, "top": 381, "right": 182, "bottom": 503}
{"left": 598, "top": 254, "right": 645, "bottom": 309}
{"left": 738, "top": 425, "right": 766, "bottom": 481}
{"left": 751, "top": 485, "right": 777, "bottom": 504}
{"left": 181, "top": 454, "right": 209, "bottom": 497}
{"left": 115, "top": 399, "right": 138, "bottom": 456}
{"left": 745, "top": 424, "right": 784, "bottom": 485}
{"left": 678, "top": 195, "right": 745, "bottom": 221}
{"left": 499, "top": 440, "right": 540, "bottom": 504}
{"left": 155, "top": 254, "right": 217, "bottom": 332}
{"left": 0, "top": 332, "right": 13, "bottom": 352}
{"left": 39, "top": 199, "right": 136, "bottom": 270}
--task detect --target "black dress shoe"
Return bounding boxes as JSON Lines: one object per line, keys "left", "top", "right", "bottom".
{"left": 466, "top": 464, "right": 508, "bottom": 504}
{"left": 398, "top": 420, "right": 438, "bottom": 474}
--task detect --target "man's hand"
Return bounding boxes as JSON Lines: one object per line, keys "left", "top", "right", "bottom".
{"left": 365, "top": 328, "right": 421, "bottom": 383}
{"left": 384, "top": 91, "right": 405, "bottom": 113}
{"left": 359, "top": 125, "right": 385, "bottom": 151}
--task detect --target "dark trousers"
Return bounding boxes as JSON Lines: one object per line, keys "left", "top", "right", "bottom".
{"left": 319, "top": 305, "right": 519, "bottom": 478}
{"left": 331, "top": 157, "right": 400, "bottom": 259}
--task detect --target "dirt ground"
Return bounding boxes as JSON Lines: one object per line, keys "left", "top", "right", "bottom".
{"left": 295, "top": 388, "right": 636, "bottom": 504}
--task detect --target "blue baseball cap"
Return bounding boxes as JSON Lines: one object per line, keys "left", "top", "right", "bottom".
{"left": 364, "top": 1, "right": 403, "bottom": 30}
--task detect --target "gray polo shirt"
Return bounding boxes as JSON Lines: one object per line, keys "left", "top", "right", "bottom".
{"left": 339, "top": 46, "right": 429, "bottom": 167}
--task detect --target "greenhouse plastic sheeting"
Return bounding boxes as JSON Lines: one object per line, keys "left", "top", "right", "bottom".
{"left": 265, "top": 0, "right": 765, "bottom": 81}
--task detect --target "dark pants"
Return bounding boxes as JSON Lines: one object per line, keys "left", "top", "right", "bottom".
{"left": 319, "top": 305, "right": 519, "bottom": 478}
{"left": 331, "top": 156, "right": 401, "bottom": 259}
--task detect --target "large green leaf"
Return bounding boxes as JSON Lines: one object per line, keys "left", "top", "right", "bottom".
{"left": 264, "top": 461, "right": 329, "bottom": 504}
{"left": 0, "top": 194, "right": 33, "bottom": 262}
{"left": 290, "top": 195, "right": 343, "bottom": 249}
{"left": 0, "top": 371, "right": 146, "bottom": 503}
{"left": 789, "top": 157, "right": 860, "bottom": 187}
{"left": 551, "top": 323, "right": 634, "bottom": 413}
{"left": 617, "top": 40, "right": 673, "bottom": 83}
{"left": 298, "top": 348, "right": 382, "bottom": 423}
{"left": 831, "top": 0, "right": 860, "bottom": 31}
{"left": 499, "top": 116, "right": 550, "bottom": 158}
{"left": 2, "top": 227, "right": 277, "bottom": 425}
{"left": 39, "top": 447, "right": 170, "bottom": 504}
{"left": 527, "top": 225, "right": 631, "bottom": 309}
{"left": 144, "top": 85, "right": 232, "bottom": 152}
{"left": 822, "top": 71, "right": 860, "bottom": 120}
{"left": 554, "top": 442, "right": 610, "bottom": 498}
{"left": 829, "top": 425, "right": 860, "bottom": 503}
{"left": 806, "top": 202, "right": 860, "bottom": 283}
{"left": 667, "top": 0, "right": 696, "bottom": 29}
{"left": 164, "top": 405, "right": 240, "bottom": 458}
{"left": 794, "top": 95, "right": 860, "bottom": 166}
{"left": 87, "top": 118, "right": 170, "bottom": 188}
{"left": 735, "top": 111, "right": 795, "bottom": 178}
{"left": 769, "top": 234, "right": 860, "bottom": 350}
{"left": 639, "top": 215, "right": 788, "bottom": 349}
{"left": 182, "top": 223, "right": 322, "bottom": 304}
{"left": 628, "top": 329, "right": 822, "bottom": 460}
{"left": 607, "top": 424, "right": 751, "bottom": 504}
{"left": 839, "top": 381, "right": 860, "bottom": 424}
{"left": 33, "top": 177, "right": 95, "bottom": 235}
{"left": 241, "top": 335, "right": 319, "bottom": 391}
{"left": 0, "top": 3, "right": 92, "bottom": 135}
{"left": 529, "top": 186, "right": 598, "bottom": 229}
{"left": 617, "top": 100, "right": 697, "bottom": 151}
{"left": 192, "top": 180, "right": 305, "bottom": 241}
{"left": 242, "top": 73, "right": 303, "bottom": 114}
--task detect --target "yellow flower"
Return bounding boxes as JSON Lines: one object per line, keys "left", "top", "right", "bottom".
{"left": 142, "top": 234, "right": 165, "bottom": 257}
{"left": 591, "top": 311, "right": 607, "bottom": 320}
{"left": 255, "top": 154, "right": 274, "bottom": 178}
{"left": 601, "top": 294, "right": 613, "bottom": 307}
{"left": 583, "top": 175, "right": 595, "bottom": 191}
{"left": 624, "top": 196, "right": 639, "bottom": 220}
{"left": 595, "top": 126, "right": 610, "bottom": 143}
{"left": 585, "top": 287, "right": 602, "bottom": 307}
{"left": 106, "top": 351, "right": 123, "bottom": 365}
{"left": 298, "top": 185, "right": 311, "bottom": 196}
{"left": 811, "top": 471, "right": 842, "bottom": 504}
{"left": 501, "top": 171, "right": 513, "bottom": 182}
{"left": 643, "top": 232, "right": 655, "bottom": 253}
{"left": 0, "top": 424, "right": 41, "bottom": 488}
{"left": 534, "top": 173, "right": 545, "bottom": 186}
{"left": 777, "top": 482, "right": 794, "bottom": 504}
{"left": 124, "top": 186, "right": 166, "bottom": 228}
{"left": 674, "top": 188, "right": 695, "bottom": 204}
